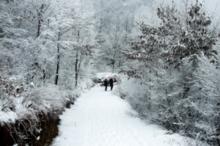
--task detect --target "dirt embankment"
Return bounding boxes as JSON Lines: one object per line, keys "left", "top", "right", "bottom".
{"left": 0, "top": 111, "right": 61, "bottom": 146}
{"left": 0, "top": 77, "right": 76, "bottom": 146}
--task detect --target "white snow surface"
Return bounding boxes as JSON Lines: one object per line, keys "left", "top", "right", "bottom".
{"left": 52, "top": 86, "right": 204, "bottom": 146}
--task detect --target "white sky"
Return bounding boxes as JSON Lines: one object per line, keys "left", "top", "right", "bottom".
{"left": 135, "top": 0, "right": 220, "bottom": 27}
{"left": 157, "top": 0, "right": 220, "bottom": 18}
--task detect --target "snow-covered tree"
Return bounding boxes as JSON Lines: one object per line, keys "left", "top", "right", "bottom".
{"left": 123, "top": 1, "right": 220, "bottom": 143}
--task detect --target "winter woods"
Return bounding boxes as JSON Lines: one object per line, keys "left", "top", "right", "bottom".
{"left": 1, "top": 0, "right": 96, "bottom": 88}
{"left": 0, "top": 0, "right": 94, "bottom": 143}
{"left": 1, "top": 0, "right": 220, "bottom": 145}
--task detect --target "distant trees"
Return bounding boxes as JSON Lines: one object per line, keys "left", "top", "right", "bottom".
{"left": 124, "top": 1, "right": 220, "bottom": 144}
{"left": 93, "top": 0, "right": 137, "bottom": 72}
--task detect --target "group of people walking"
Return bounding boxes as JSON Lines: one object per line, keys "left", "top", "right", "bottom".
{"left": 103, "top": 78, "right": 114, "bottom": 91}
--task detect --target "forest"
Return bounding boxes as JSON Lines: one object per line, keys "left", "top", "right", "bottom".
{"left": 0, "top": 0, "right": 220, "bottom": 146}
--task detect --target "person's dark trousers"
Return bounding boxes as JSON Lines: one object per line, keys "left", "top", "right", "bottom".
{"left": 105, "top": 86, "right": 107, "bottom": 91}
{"left": 110, "top": 85, "right": 113, "bottom": 91}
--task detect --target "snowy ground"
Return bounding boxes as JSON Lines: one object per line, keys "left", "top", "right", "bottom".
{"left": 52, "top": 86, "right": 205, "bottom": 146}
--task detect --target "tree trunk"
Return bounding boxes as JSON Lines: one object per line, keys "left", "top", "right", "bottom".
{"left": 75, "top": 50, "right": 79, "bottom": 87}
{"left": 112, "top": 46, "right": 117, "bottom": 72}
{"left": 37, "top": 14, "right": 41, "bottom": 37}
{"left": 55, "top": 32, "right": 61, "bottom": 85}
{"left": 75, "top": 30, "right": 80, "bottom": 88}
{"left": 112, "top": 60, "right": 115, "bottom": 73}
{"left": 36, "top": 4, "right": 45, "bottom": 37}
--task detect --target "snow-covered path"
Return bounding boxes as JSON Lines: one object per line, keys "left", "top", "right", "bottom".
{"left": 52, "top": 86, "right": 195, "bottom": 146}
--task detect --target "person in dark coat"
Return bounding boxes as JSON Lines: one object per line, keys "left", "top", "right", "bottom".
{"left": 109, "top": 78, "right": 114, "bottom": 91}
{"left": 103, "top": 79, "right": 108, "bottom": 91}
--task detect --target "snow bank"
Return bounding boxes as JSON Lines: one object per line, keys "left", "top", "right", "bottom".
{"left": 114, "top": 75, "right": 154, "bottom": 118}
{"left": 25, "top": 84, "right": 69, "bottom": 111}
{"left": 0, "top": 81, "right": 78, "bottom": 123}
{"left": 0, "top": 111, "right": 17, "bottom": 123}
